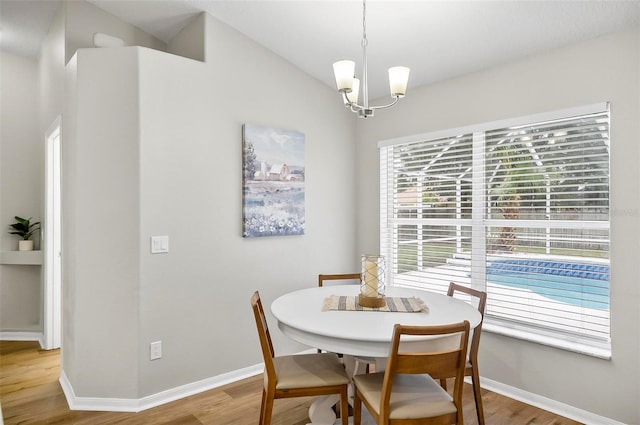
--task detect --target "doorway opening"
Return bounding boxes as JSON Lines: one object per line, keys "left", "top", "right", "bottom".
{"left": 44, "top": 116, "right": 61, "bottom": 350}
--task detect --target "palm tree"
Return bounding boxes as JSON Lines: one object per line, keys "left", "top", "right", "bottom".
{"left": 487, "top": 140, "right": 545, "bottom": 252}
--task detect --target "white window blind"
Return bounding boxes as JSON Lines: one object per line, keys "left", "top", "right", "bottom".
{"left": 381, "top": 134, "right": 475, "bottom": 292}
{"left": 380, "top": 103, "right": 610, "bottom": 357}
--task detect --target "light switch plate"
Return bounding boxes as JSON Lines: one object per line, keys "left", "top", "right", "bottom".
{"left": 151, "top": 236, "right": 169, "bottom": 254}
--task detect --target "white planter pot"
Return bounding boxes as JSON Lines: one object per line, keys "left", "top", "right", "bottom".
{"left": 18, "top": 240, "right": 34, "bottom": 251}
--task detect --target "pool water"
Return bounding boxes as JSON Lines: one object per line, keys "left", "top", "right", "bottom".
{"left": 486, "top": 259, "right": 609, "bottom": 310}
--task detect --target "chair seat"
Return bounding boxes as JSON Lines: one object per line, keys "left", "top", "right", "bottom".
{"left": 353, "top": 372, "right": 456, "bottom": 419}
{"left": 274, "top": 353, "right": 350, "bottom": 390}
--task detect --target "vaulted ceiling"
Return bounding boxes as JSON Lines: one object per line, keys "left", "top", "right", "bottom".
{"left": 1, "top": 0, "right": 639, "bottom": 98}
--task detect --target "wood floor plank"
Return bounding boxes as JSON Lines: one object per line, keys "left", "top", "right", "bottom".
{"left": 0, "top": 341, "right": 40, "bottom": 356}
{"left": 0, "top": 341, "right": 583, "bottom": 425}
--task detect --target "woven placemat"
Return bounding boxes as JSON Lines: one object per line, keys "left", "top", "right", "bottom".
{"left": 322, "top": 295, "right": 428, "bottom": 313}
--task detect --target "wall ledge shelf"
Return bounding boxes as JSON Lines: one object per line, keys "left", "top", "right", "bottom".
{"left": 0, "top": 250, "right": 44, "bottom": 265}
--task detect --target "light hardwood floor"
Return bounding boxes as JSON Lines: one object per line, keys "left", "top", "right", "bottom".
{"left": 0, "top": 341, "right": 582, "bottom": 425}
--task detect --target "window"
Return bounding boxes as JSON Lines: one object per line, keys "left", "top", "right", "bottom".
{"left": 380, "top": 103, "right": 610, "bottom": 358}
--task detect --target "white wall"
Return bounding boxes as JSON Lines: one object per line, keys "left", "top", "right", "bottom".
{"left": 0, "top": 53, "right": 43, "bottom": 332}
{"left": 0, "top": 0, "right": 164, "bottom": 338}
{"left": 0, "top": 0, "right": 171, "bottom": 348}
{"left": 167, "top": 13, "right": 205, "bottom": 62}
{"left": 355, "top": 28, "right": 640, "bottom": 424}
{"left": 63, "top": 13, "right": 357, "bottom": 399}
{"left": 39, "top": 4, "right": 65, "bottom": 135}
{"left": 63, "top": 47, "right": 141, "bottom": 398}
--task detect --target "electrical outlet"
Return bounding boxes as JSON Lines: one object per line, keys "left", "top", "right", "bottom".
{"left": 150, "top": 341, "right": 162, "bottom": 360}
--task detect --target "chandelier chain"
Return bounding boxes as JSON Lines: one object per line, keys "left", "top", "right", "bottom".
{"left": 361, "top": 0, "right": 368, "bottom": 47}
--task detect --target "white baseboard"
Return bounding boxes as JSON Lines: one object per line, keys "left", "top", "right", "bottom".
{"left": 0, "top": 331, "right": 44, "bottom": 348}
{"left": 55, "top": 356, "right": 622, "bottom": 424}
{"left": 478, "top": 376, "right": 626, "bottom": 425}
{"left": 59, "top": 363, "right": 264, "bottom": 413}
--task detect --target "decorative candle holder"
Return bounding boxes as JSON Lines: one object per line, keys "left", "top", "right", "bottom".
{"left": 359, "top": 254, "right": 386, "bottom": 308}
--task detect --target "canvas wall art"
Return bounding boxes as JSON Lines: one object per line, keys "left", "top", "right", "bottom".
{"left": 242, "top": 124, "right": 305, "bottom": 238}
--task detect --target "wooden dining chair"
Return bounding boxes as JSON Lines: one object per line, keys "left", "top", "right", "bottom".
{"left": 317, "top": 273, "right": 375, "bottom": 372}
{"left": 442, "top": 282, "right": 488, "bottom": 425}
{"left": 317, "top": 273, "right": 361, "bottom": 355}
{"left": 250, "top": 291, "right": 350, "bottom": 425}
{"left": 352, "top": 321, "right": 470, "bottom": 425}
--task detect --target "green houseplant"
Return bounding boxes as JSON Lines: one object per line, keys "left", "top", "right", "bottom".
{"left": 8, "top": 216, "right": 40, "bottom": 251}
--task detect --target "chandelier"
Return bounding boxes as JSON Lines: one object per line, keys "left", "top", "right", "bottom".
{"left": 332, "top": 0, "right": 410, "bottom": 118}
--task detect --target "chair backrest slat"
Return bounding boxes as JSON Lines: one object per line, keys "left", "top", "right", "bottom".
{"left": 394, "top": 350, "right": 464, "bottom": 378}
{"left": 318, "top": 273, "right": 361, "bottom": 287}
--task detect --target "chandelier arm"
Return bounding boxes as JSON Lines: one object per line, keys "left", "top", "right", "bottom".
{"left": 368, "top": 96, "right": 401, "bottom": 111}
{"left": 343, "top": 96, "right": 400, "bottom": 112}
{"left": 341, "top": 92, "right": 364, "bottom": 112}
{"left": 340, "top": 91, "right": 352, "bottom": 106}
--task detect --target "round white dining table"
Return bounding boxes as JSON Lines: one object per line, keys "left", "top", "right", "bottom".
{"left": 271, "top": 284, "right": 482, "bottom": 358}
{"left": 270, "top": 284, "right": 482, "bottom": 425}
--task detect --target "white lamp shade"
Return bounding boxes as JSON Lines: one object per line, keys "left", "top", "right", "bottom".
{"left": 345, "top": 78, "right": 360, "bottom": 104}
{"left": 333, "top": 60, "right": 355, "bottom": 92}
{"left": 388, "top": 66, "right": 410, "bottom": 97}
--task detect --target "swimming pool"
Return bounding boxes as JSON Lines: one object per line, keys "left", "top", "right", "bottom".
{"left": 486, "top": 259, "right": 609, "bottom": 310}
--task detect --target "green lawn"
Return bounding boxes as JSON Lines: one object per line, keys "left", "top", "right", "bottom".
{"left": 396, "top": 241, "right": 607, "bottom": 273}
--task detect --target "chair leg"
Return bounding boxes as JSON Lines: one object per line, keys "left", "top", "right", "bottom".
{"left": 340, "top": 387, "right": 349, "bottom": 425}
{"left": 440, "top": 378, "right": 448, "bottom": 391}
{"left": 261, "top": 388, "right": 275, "bottom": 425}
{"left": 353, "top": 388, "right": 362, "bottom": 425}
{"left": 471, "top": 366, "right": 485, "bottom": 425}
{"left": 258, "top": 388, "right": 267, "bottom": 425}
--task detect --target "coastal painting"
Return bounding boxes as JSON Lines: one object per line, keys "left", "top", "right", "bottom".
{"left": 242, "top": 124, "right": 305, "bottom": 238}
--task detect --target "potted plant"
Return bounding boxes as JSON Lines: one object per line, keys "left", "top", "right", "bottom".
{"left": 8, "top": 216, "right": 41, "bottom": 251}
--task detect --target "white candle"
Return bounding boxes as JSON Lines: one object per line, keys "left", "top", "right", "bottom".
{"left": 364, "top": 260, "right": 378, "bottom": 297}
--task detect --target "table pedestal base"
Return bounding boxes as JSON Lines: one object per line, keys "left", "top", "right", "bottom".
{"left": 307, "top": 394, "right": 340, "bottom": 424}
{"left": 307, "top": 394, "right": 375, "bottom": 425}
{"left": 306, "top": 355, "right": 378, "bottom": 425}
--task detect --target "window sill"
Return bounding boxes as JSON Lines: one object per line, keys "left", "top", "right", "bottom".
{"left": 483, "top": 318, "right": 611, "bottom": 360}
